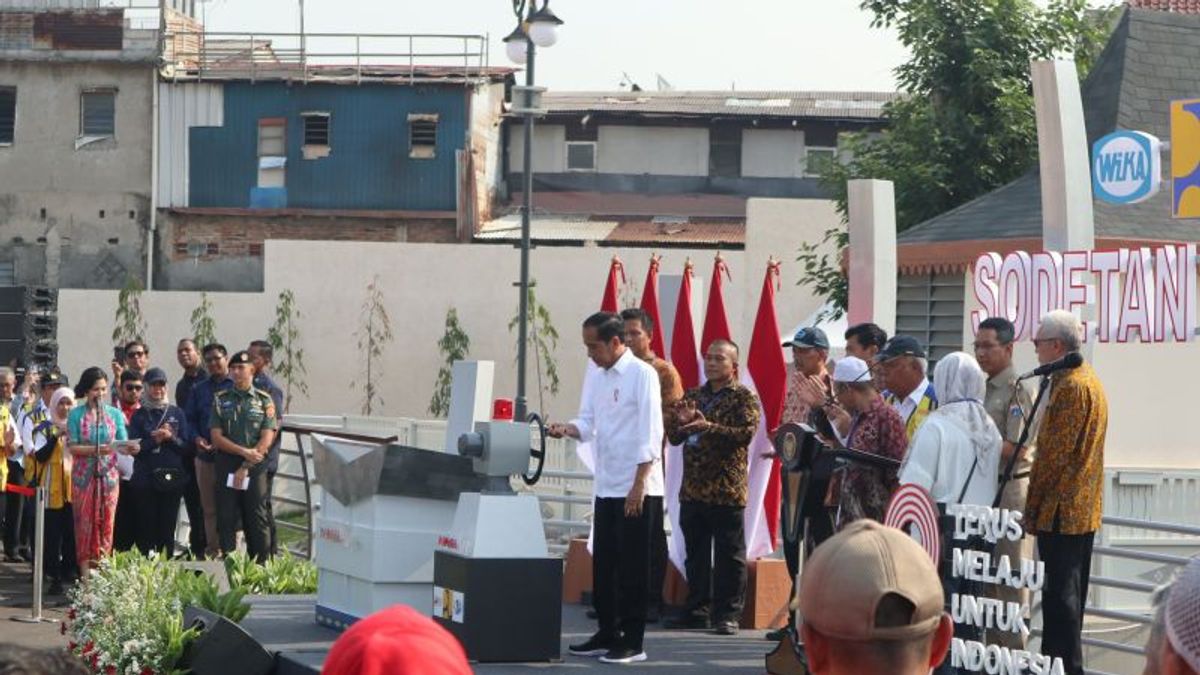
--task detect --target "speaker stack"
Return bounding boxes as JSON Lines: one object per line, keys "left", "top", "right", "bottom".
{"left": 0, "top": 286, "right": 58, "bottom": 372}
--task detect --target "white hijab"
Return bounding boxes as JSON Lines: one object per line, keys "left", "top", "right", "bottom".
{"left": 930, "top": 352, "right": 1002, "bottom": 466}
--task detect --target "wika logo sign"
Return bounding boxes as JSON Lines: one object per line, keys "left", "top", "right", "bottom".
{"left": 1092, "top": 130, "right": 1161, "bottom": 205}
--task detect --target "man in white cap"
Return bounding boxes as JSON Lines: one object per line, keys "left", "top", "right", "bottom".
{"left": 799, "top": 519, "right": 953, "bottom": 674}
{"left": 820, "top": 357, "right": 907, "bottom": 527}
{"left": 1144, "top": 556, "right": 1200, "bottom": 675}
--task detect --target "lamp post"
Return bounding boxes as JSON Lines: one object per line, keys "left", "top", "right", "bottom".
{"left": 504, "top": 0, "right": 563, "bottom": 422}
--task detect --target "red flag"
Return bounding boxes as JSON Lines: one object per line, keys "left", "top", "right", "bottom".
{"left": 600, "top": 256, "right": 625, "bottom": 313}
{"left": 700, "top": 253, "right": 733, "bottom": 352}
{"left": 744, "top": 259, "right": 788, "bottom": 551}
{"left": 669, "top": 259, "right": 701, "bottom": 390}
{"left": 639, "top": 254, "right": 667, "bottom": 359}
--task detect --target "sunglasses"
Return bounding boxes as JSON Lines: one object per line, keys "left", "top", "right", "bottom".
{"left": 124, "top": 384, "right": 143, "bottom": 392}
{"left": 126, "top": 350, "right": 146, "bottom": 358}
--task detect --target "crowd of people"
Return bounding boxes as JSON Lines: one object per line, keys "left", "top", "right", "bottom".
{"left": 548, "top": 307, "right": 1121, "bottom": 675}
{"left": 0, "top": 337, "right": 285, "bottom": 595}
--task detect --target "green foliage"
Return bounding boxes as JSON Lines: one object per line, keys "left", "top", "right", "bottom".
{"left": 111, "top": 275, "right": 148, "bottom": 347}
{"left": 428, "top": 307, "right": 471, "bottom": 417}
{"left": 190, "top": 292, "right": 219, "bottom": 349}
{"left": 176, "top": 570, "right": 252, "bottom": 623}
{"left": 802, "top": 0, "right": 1118, "bottom": 313}
{"left": 508, "top": 282, "right": 560, "bottom": 415}
{"left": 224, "top": 551, "right": 318, "bottom": 595}
{"left": 352, "top": 276, "right": 394, "bottom": 416}
{"left": 267, "top": 289, "right": 309, "bottom": 412}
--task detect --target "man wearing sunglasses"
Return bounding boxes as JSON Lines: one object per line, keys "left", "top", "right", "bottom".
{"left": 113, "top": 370, "right": 144, "bottom": 551}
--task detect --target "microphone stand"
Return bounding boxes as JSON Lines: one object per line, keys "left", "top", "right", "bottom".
{"left": 992, "top": 374, "right": 1052, "bottom": 510}
{"left": 91, "top": 398, "right": 104, "bottom": 573}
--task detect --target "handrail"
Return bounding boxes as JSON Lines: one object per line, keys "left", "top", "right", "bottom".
{"left": 1101, "top": 514, "right": 1200, "bottom": 537}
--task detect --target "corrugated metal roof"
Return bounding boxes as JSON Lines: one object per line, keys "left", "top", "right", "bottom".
{"left": 1127, "top": 0, "right": 1200, "bottom": 12}
{"left": 541, "top": 90, "right": 898, "bottom": 120}
{"left": 606, "top": 218, "right": 744, "bottom": 246}
{"left": 0, "top": 0, "right": 101, "bottom": 9}
{"left": 476, "top": 214, "right": 620, "bottom": 242}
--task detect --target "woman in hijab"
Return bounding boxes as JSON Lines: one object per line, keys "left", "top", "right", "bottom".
{"left": 30, "top": 386, "right": 78, "bottom": 595}
{"left": 899, "top": 352, "right": 1001, "bottom": 506}
{"left": 67, "top": 367, "right": 130, "bottom": 573}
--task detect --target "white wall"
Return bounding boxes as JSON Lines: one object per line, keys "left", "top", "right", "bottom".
{"left": 741, "top": 128, "right": 805, "bottom": 178}
{"left": 56, "top": 197, "right": 842, "bottom": 424}
{"left": 507, "top": 124, "right": 566, "bottom": 174}
{"left": 595, "top": 126, "right": 708, "bottom": 176}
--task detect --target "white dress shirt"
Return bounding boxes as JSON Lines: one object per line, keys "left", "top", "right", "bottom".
{"left": 893, "top": 378, "right": 932, "bottom": 427}
{"left": 571, "top": 348, "right": 664, "bottom": 499}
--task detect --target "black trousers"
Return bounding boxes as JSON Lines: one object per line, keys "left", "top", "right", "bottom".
{"left": 1037, "top": 528, "right": 1095, "bottom": 675}
{"left": 649, "top": 512, "right": 667, "bottom": 609}
{"left": 266, "top": 471, "right": 278, "bottom": 556}
{"left": 42, "top": 505, "right": 77, "bottom": 582}
{"left": 216, "top": 468, "right": 272, "bottom": 563}
{"left": 593, "top": 495, "right": 660, "bottom": 652}
{"left": 135, "top": 485, "right": 182, "bottom": 558}
{"left": 4, "top": 460, "right": 28, "bottom": 555}
{"left": 680, "top": 501, "right": 747, "bottom": 624}
{"left": 180, "top": 457, "right": 206, "bottom": 558}
{"left": 113, "top": 479, "right": 137, "bottom": 552}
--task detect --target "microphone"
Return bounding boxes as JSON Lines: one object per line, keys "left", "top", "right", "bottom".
{"left": 1018, "top": 352, "right": 1083, "bottom": 380}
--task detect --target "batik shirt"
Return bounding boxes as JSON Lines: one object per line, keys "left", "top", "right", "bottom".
{"left": 827, "top": 396, "right": 908, "bottom": 526}
{"left": 666, "top": 381, "right": 761, "bottom": 507}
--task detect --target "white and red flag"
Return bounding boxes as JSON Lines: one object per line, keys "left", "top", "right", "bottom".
{"left": 665, "top": 259, "right": 701, "bottom": 575}
{"left": 639, "top": 254, "right": 667, "bottom": 359}
{"left": 600, "top": 255, "right": 624, "bottom": 314}
{"left": 741, "top": 259, "right": 787, "bottom": 559}
{"left": 699, "top": 253, "right": 733, "bottom": 354}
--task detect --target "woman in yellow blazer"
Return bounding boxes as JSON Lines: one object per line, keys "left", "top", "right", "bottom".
{"left": 30, "top": 387, "right": 78, "bottom": 595}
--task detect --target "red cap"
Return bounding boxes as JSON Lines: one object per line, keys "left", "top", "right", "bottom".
{"left": 322, "top": 605, "right": 472, "bottom": 675}
{"left": 492, "top": 398, "right": 514, "bottom": 421}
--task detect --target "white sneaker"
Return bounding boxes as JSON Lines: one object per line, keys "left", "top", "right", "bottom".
{"left": 599, "top": 647, "right": 648, "bottom": 664}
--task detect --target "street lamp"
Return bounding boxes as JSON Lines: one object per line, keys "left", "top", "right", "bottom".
{"left": 505, "top": 0, "right": 563, "bottom": 423}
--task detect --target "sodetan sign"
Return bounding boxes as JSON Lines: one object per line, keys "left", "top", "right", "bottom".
{"left": 971, "top": 245, "right": 1198, "bottom": 342}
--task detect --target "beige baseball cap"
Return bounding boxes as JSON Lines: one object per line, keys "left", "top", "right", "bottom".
{"left": 799, "top": 519, "right": 944, "bottom": 641}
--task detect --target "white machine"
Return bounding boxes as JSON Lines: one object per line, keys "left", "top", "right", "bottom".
{"left": 311, "top": 360, "right": 561, "bottom": 664}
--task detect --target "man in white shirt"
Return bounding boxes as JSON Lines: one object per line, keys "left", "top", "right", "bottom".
{"left": 876, "top": 335, "right": 938, "bottom": 442}
{"left": 550, "top": 312, "right": 663, "bottom": 665}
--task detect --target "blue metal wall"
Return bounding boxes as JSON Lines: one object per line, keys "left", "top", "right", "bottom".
{"left": 188, "top": 81, "right": 467, "bottom": 210}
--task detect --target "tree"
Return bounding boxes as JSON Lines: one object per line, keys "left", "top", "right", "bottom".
{"left": 190, "top": 292, "right": 218, "bottom": 348}
{"left": 352, "top": 276, "right": 393, "bottom": 416}
{"left": 509, "top": 282, "right": 560, "bottom": 416}
{"left": 267, "top": 289, "right": 308, "bottom": 413}
{"left": 111, "top": 275, "right": 148, "bottom": 347}
{"left": 799, "top": 0, "right": 1118, "bottom": 315}
{"left": 428, "top": 307, "right": 471, "bottom": 418}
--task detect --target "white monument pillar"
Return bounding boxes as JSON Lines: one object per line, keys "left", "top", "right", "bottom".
{"left": 847, "top": 179, "right": 898, "bottom": 335}
{"left": 1032, "top": 59, "right": 1095, "bottom": 252}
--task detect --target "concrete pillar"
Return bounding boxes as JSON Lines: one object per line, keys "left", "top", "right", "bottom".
{"left": 846, "top": 179, "right": 897, "bottom": 335}
{"left": 1032, "top": 59, "right": 1095, "bottom": 252}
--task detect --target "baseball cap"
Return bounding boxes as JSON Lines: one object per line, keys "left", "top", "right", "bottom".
{"left": 878, "top": 335, "right": 927, "bottom": 362}
{"left": 323, "top": 605, "right": 471, "bottom": 675}
{"left": 143, "top": 367, "right": 168, "bottom": 385}
{"left": 784, "top": 327, "right": 830, "bottom": 351}
{"left": 40, "top": 371, "right": 66, "bottom": 388}
{"left": 799, "top": 520, "right": 944, "bottom": 641}
{"left": 228, "top": 351, "right": 253, "bottom": 366}
{"left": 832, "top": 356, "right": 871, "bottom": 383}
{"left": 1166, "top": 556, "right": 1200, "bottom": 672}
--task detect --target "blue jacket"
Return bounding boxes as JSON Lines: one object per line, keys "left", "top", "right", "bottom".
{"left": 254, "top": 372, "right": 285, "bottom": 473}
{"left": 129, "top": 404, "right": 190, "bottom": 489}
{"left": 184, "top": 374, "right": 233, "bottom": 464}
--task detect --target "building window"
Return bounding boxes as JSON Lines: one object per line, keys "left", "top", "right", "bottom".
{"left": 709, "top": 125, "right": 742, "bottom": 179}
{"left": 80, "top": 89, "right": 116, "bottom": 139}
{"left": 566, "top": 142, "right": 596, "bottom": 171}
{"left": 896, "top": 272, "right": 965, "bottom": 365}
{"left": 805, "top": 147, "right": 837, "bottom": 177}
{"left": 301, "top": 112, "right": 331, "bottom": 159}
{"left": 0, "top": 87, "right": 14, "bottom": 145}
{"left": 0, "top": 260, "right": 13, "bottom": 286}
{"left": 409, "top": 113, "right": 438, "bottom": 159}
{"left": 248, "top": 242, "right": 264, "bottom": 257}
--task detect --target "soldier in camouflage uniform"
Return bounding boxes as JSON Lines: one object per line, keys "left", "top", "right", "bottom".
{"left": 210, "top": 351, "right": 277, "bottom": 562}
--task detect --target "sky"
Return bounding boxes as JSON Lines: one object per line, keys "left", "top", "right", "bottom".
{"left": 197, "top": 0, "right": 913, "bottom": 93}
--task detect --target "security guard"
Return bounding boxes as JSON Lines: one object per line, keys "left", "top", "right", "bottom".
{"left": 210, "top": 351, "right": 277, "bottom": 562}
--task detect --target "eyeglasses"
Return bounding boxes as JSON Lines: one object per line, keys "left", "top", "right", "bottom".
{"left": 124, "top": 384, "right": 143, "bottom": 392}
{"left": 972, "top": 341, "right": 1004, "bottom": 350}
{"left": 1031, "top": 338, "right": 1057, "bottom": 346}
{"left": 126, "top": 350, "right": 146, "bottom": 358}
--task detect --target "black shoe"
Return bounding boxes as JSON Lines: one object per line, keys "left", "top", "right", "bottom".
{"left": 765, "top": 625, "right": 792, "bottom": 641}
{"left": 714, "top": 620, "right": 739, "bottom": 636}
{"left": 586, "top": 608, "right": 598, "bottom": 620}
{"left": 599, "top": 646, "right": 647, "bottom": 664}
{"left": 17, "top": 548, "right": 32, "bottom": 563}
{"left": 663, "top": 613, "right": 709, "bottom": 629}
{"left": 568, "top": 632, "right": 617, "bottom": 657}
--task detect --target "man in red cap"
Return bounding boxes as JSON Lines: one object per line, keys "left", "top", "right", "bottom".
{"left": 323, "top": 605, "right": 472, "bottom": 675}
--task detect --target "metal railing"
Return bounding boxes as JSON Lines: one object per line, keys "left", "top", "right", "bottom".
{"left": 162, "top": 30, "right": 491, "bottom": 84}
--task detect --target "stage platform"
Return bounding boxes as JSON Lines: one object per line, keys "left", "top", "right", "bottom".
{"left": 245, "top": 596, "right": 774, "bottom": 674}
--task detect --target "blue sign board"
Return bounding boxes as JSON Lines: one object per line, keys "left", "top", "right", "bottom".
{"left": 1092, "top": 130, "right": 1162, "bottom": 205}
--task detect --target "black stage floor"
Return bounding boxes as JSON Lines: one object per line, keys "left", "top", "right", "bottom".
{"left": 244, "top": 596, "right": 775, "bottom": 674}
